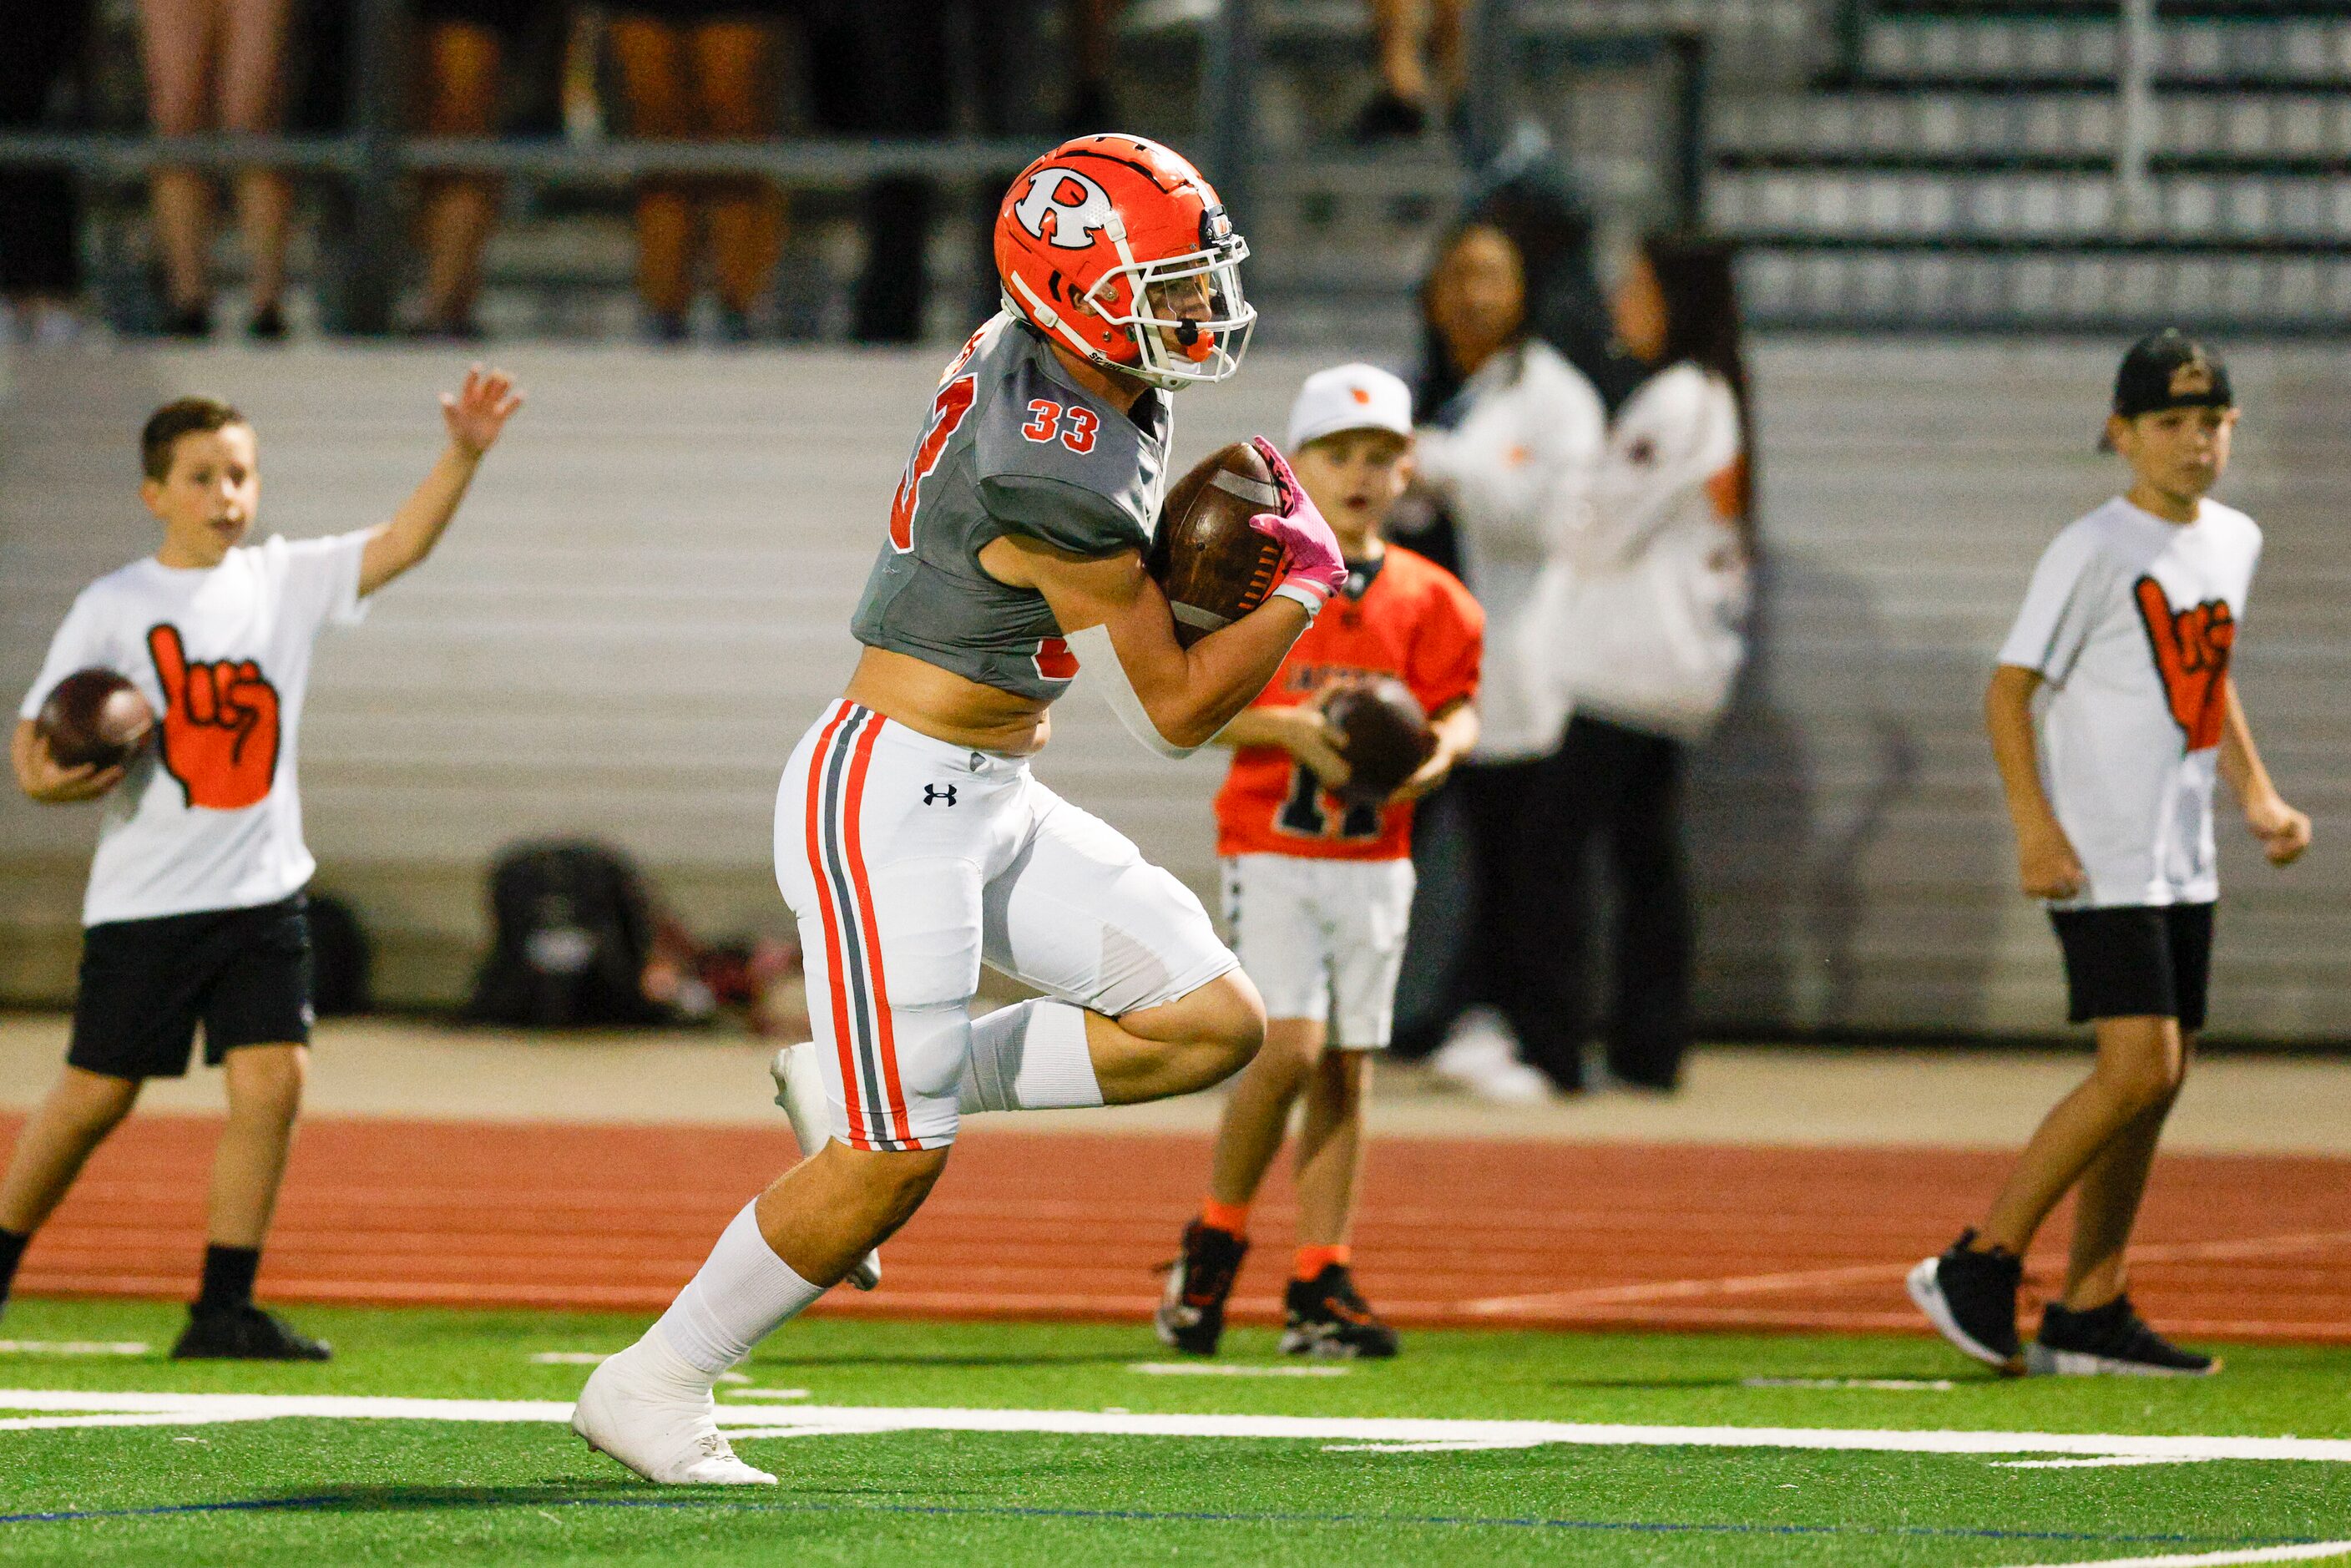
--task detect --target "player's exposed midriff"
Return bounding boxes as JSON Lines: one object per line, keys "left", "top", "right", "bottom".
{"left": 842, "top": 645, "right": 1054, "bottom": 756}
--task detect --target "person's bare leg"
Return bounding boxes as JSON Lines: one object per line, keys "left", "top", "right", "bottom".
{"left": 689, "top": 19, "right": 781, "bottom": 316}
{"left": 0, "top": 1068, "right": 143, "bottom": 1236}
{"left": 609, "top": 18, "right": 696, "bottom": 321}
{"left": 751, "top": 1141, "right": 948, "bottom": 1285}
{"left": 418, "top": 20, "right": 503, "bottom": 331}
{"left": 139, "top": 0, "right": 218, "bottom": 314}
{"left": 1979, "top": 1016, "right": 2183, "bottom": 1256}
{"left": 1206, "top": 1017, "right": 1321, "bottom": 1209}
{"left": 1087, "top": 969, "right": 1267, "bottom": 1105}
{"left": 209, "top": 1044, "right": 305, "bottom": 1247}
{"left": 218, "top": 0, "right": 293, "bottom": 317}
{"left": 1293, "top": 1048, "right": 1369, "bottom": 1247}
{"left": 2061, "top": 1032, "right": 2189, "bottom": 1309}
{"left": 1428, "top": 0, "right": 1468, "bottom": 104}
{"left": 1368, "top": 0, "right": 1430, "bottom": 104}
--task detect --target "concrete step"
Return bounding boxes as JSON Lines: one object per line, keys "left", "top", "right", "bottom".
{"left": 1711, "top": 89, "right": 2351, "bottom": 161}
{"left": 1709, "top": 166, "right": 2351, "bottom": 243}
{"left": 1738, "top": 245, "right": 2351, "bottom": 328}
{"left": 1858, "top": 14, "right": 2351, "bottom": 84}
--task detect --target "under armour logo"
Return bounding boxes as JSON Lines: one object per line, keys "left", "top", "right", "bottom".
{"left": 1013, "top": 167, "right": 1117, "bottom": 250}
{"left": 923, "top": 783, "right": 958, "bottom": 807}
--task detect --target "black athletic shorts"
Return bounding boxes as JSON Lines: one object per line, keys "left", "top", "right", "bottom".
{"left": 68, "top": 896, "right": 313, "bottom": 1080}
{"left": 2048, "top": 902, "right": 2214, "bottom": 1033}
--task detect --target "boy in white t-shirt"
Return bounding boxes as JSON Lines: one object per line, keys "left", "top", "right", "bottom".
{"left": 0, "top": 369, "right": 522, "bottom": 1358}
{"left": 1909, "top": 331, "right": 2309, "bottom": 1378}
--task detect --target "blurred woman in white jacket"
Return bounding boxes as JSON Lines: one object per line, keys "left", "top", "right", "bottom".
{"left": 1398, "top": 217, "right": 1608, "bottom": 1096}
{"left": 1543, "top": 232, "right": 1753, "bottom": 1090}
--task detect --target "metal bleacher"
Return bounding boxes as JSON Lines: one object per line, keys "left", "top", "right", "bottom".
{"left": 1711, "top": 2, "right": 2351, "bottom": 332}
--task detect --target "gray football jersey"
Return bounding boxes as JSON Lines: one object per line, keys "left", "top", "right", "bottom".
{"left": 851, "top": 314, "right": 1170, "bottom": 701}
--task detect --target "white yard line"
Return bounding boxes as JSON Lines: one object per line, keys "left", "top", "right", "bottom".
{"left": 2, "top": 1389, "right": 2347, "bottom": 1465}
{"left": 0, "top": 1342, "right": 149, "bottom": 1358}
{"left": 1995, "top": 1541, "right": 2351, "bottom": 1567}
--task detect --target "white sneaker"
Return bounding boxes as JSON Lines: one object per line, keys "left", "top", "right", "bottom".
{"left": 571, "top": 1334, "right": 776, "bottom": 1485}
{"left": 770, "top": 1044, "right": 880, "bottom": 1291}
{"left": 1428, "top": 1012, "right": 1555, "bottom": 1105}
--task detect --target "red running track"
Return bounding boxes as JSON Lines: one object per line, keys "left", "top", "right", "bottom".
{"left": 7, "top": 1115, "right": 2348, "bottom": 1343}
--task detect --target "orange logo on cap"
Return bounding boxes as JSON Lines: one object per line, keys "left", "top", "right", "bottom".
{"left": 1351, "top": 387, "right": 1372, "bottom": 404}
{"left": 2169, "top": 360, "right": 2215, "bottom": 398}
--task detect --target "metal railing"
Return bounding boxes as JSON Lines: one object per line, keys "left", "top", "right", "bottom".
{"left": 0, "top": 0, "right": 1708, "bottom": 338}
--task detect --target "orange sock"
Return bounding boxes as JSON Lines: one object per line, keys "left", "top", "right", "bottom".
{"left": 1199, "top": 1197, "right": 1251, "bottom": 1237}
{"left": 1293, "top": 1244, "right": 1350, "bottom": 1281}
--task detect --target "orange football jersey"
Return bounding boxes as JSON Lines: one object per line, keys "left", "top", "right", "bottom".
{"left": 1215, "top": 544, "right": 1484, "bottom": 860}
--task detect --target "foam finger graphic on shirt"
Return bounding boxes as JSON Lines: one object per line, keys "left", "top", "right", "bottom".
{"left": 2133, "top": 578, "right": 2234, "bottom": 751}
{"left": 148, "top": 624, "right": 281, "bottom": 811}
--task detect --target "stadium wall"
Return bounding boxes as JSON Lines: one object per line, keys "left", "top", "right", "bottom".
{"left": 2, "top": 341, "right": 2342, "bottom": 1042}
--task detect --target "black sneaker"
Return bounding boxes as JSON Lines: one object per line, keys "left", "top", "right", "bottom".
{"left": 1280, "top": 1266, "right": 1398, "bottom": 1359}
{"left": 171, "top": 1305, "right": 332, "bottom": 1362}
{"left": 1155, "top": 1221, "right": 1247, "bottom": 1356}
{"left": 2030, "top": 1295, "right": 2217, "bottom": 1378}
{"left": 1906, "top": 1230, "right": 2023, "bottom": 1374}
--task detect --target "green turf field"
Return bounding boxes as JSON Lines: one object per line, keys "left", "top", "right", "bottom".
{"left": 3, "top": 1298, "right": 2347, "bottom": 1566}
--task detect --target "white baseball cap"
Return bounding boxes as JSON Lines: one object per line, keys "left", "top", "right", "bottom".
{"left": 1286, "top": 362, "right": 1414, "bottom": 452}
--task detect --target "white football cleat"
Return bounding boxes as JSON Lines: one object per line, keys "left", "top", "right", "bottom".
{"left": 572, "top": 1334, "right": 776, "bottom": 1485}
{"left": 770, "top": 1043, "right": 881, "bottom": 1292}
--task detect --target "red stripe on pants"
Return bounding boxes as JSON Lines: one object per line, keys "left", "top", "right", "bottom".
{"left": 840, "top": 714, "right": 915, "bottom": 1148}
{"left": 802, "top": 703, "right": 871, "bottom": 1148}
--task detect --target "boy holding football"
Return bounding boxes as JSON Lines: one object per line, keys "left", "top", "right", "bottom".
{"left": 1909, "top": 330, "right": 2308, "bottom": 1377}
{"left": 1, "top": 369, "right": 521, "bottom": 1358}
{"left": 1158, "top": 364, "right": 1482, "bottom": 1358}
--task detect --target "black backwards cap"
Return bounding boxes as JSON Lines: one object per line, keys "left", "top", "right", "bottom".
{"left": 2101, "top": 328, "right": 2233, "bottom": 449}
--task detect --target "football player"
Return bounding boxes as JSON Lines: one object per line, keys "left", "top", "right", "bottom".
{"left": 1157, "top": 365, "right": 1482, "bottom": 1360}
{"left": 574, "top": 134, "right": 1347, "bottom": 1484}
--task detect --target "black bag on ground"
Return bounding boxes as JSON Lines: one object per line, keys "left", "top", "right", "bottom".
{"left": 463, "top": 840, "right": 671, "bottom": 1029}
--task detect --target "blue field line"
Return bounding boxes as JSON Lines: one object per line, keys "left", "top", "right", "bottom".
{"left": 0, "top": 1492, "right": 2333, "bottom": 1549}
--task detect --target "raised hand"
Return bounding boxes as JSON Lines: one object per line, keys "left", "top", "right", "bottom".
{"left": 1246, "top": 437, "right": 1347, "bottom": 604}
{"left": 148, "top": 624, "right": 281, "bottom": 811}
{"left": 442, "top": 365, "right": 523, "bottom": 458}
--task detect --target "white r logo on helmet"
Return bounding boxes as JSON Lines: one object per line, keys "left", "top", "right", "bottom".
{"left": 1014, "top": 167, "right": 1117, "bottom": 250}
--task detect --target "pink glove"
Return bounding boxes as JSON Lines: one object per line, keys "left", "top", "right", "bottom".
{"left": 1246, "top": 436, "right": 1347, "bottom": 609}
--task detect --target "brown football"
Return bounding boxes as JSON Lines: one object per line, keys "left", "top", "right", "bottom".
{"left": 1147, "top": 440, "right": 1287, "bottom": 647}
{"left": 1325, "top": 675, "right": 1433, "bottom": 807}
{"left": 35, "top": 668, "right": 154, "bottom": 771}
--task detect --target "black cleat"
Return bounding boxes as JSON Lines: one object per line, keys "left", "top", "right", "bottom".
{"left": 1280, "top": 1266, "right": 1398, "bottom": 1359}
{"left": 2030, "top": 1295, "right": 2217, "bottom": 1377}
{"left": 1155, "top": 1221, "right": 1247, "bottom": 1356}
{"left": 1907, "top": 1229, "right": 2023, "bottom": 1374}
{"left": 171, "top": 1305, "right": 331, "bottom": 1362}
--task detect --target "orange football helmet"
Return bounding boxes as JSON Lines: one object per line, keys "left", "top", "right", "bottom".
{"left": 993, "top": 134, "right": 1255, "bottom": 390}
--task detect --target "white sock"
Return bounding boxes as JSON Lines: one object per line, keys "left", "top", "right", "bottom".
{"left": 651, "top": 1201, "right": 825, "bottom": 1378}
{"left": 957, "top": 999, "right": 1104, "bottom": 1113}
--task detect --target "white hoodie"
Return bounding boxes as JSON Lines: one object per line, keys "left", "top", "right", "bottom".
{"left": 1409, "top": 339, "right": 1605, "bottom": 762}
{"left": 1548, "top": 362, "right": 1750, "bottom": 741}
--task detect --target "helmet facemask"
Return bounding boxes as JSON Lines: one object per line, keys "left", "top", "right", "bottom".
{"left": 1006, "top": 226, "right": 1256, "bottom": 391}
{"left": 1085, "top": 237, "right": 1256, "bottom": 390}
